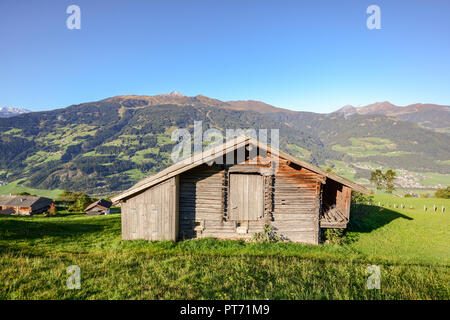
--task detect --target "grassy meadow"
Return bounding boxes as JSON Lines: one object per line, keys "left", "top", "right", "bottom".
{"left": 0, "top": 195, "right": 448, "bottom": 300}
{"left": 0, "top": 180, "right": 63, "bottom": 199}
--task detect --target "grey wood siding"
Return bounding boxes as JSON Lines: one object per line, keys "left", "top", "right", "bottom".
{"left": 179, "top": 164, "right": 227, "bottom": 239}
{"left": 121, "top": 177, "right": 178, "bottom": 241}
{"left": 178, "top": 164, "right": 266, "bottom": 240}
{"left": 178, "top": 159, "right": 321, "bottom": 244}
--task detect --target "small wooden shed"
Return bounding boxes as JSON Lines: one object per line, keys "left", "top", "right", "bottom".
{"left": 112, "top": 136, "right": 369, "bottom": 244}
{"left": 84, "top": 199, "right": 112, "bottom": 216}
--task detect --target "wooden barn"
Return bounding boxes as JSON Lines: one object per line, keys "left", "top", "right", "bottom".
{"left": 85, "top": 199, "right": 112, "bottom": 216}
{"left": 112, "top": 136, "right": 369, "bottom": 244}
{"left": 0, "top": 195, "right": 53, "bottom": 215}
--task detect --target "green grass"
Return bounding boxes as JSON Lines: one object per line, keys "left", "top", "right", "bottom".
{"left": 285, "top": 144, "right": 311, "bottom": 160}
{"left": 416, "top": 172, "right": 450, "bottom": 187}
{"left": 36, "top": 125, "right": 98, "bottom": 147}
{"left": 131, "top": 149, "right": 158, "bottom": 165}
{"left": 323, "top": 161, "right": 357, "bottom": 181}
{"left": 332, "top": 138, "right": 399, "bottom": 158}
{"left": 436, "top": 160, "right": 450, "bottom": 165}
{"left": 349, "top": 195, "right": 450, "bottom": 266}
{"left": 0, "top": 180, "right": 62, "bottom": 199}
{"left": 157, "top": 134, "right": 172, "bottom": 145}
{"left": 25, "top": 151, "right": 62, "bottom": 164}
{"left": 0, "top": 195, "right": 449, "bottom": 299}
{"left": 3, "top": 128, "right": 23, "bottom": 135}
{"left": 122, "top": 169, "right": 146, "bottom": 181}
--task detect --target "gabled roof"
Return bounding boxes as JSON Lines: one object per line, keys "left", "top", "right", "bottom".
{"left": 0, "top": 195, "right": 52, "bottom": 207}
{"left": 112, "top": 136, "right": 370, "bottom": 202}
{"left": 85, "top": 199, "right": 112, "bottom": 212}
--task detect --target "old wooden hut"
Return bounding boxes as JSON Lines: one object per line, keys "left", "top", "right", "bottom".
{"left": 0, "top": 195, "right": 53, "bottom": 215}
{"left": 84, "top": 199, "right": 112, "bottom": 216}
{"left": 112, "top": 136, "right": 369, "bottom": 244}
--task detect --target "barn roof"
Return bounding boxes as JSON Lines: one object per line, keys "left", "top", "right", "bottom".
{"left": 112, "top": 136, "right": 370, "bottom": 202}
{"left": 84, "top": 199, "right": 112, "bottom": 212}
{"left": 0, "top": 195, "right": 52, "bottom": 207}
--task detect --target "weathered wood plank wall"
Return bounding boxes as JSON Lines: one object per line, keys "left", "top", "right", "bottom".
{"left": 270, "top": 159, "right": 323, "bottom": 244}
{"left": 122, "top": 177, "right": 178, "bottom": 241}
{"left": 337, "top": 186, "right": 352, "bottom": 219}
{"left": 178, "top": 154, "right": 323, "bottom": 244}
{"left": 179, "top": 164, "right": 235, "bottom": 239}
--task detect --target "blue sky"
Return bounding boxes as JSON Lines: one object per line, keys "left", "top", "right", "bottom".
{"left": 0, "top": 0, "right": 449, "bottom": 113}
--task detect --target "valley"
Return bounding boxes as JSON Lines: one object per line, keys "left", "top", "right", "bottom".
{"left": 0, "top": 93, "right": 448, "bottom": 196}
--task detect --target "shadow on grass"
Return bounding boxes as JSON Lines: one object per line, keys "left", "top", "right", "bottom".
{"left": 0, "top": 219, "right": 105, "bottom": 241}
{"left": 348, "top": 204, "right": 413, "bottom": 233}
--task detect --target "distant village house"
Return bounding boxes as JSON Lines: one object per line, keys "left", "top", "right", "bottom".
{"left": 0, "top": 195, "right": 53, "bottom": 215}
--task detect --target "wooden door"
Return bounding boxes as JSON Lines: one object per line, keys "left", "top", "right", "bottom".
{"left": 229, "top": 174, "right": 264, "bottom": 221}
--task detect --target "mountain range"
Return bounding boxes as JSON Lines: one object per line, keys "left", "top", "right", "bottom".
{"left": 0, "top": 92, "right": 448, "bottom": 195}
{"left": 0, "top": 107, "right": 30, "bottom": 118}
{"left": 334, "top": 101, "right": 450, "bottom": 133}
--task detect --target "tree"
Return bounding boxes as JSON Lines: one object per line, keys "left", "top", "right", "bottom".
{"left": 15, "top": 191, "right": 32, "bottom": 196}
{"left": 404, "top": 193, "right": 412, "bottom": 198}
{"left": 370, "top": 169, "right": 397, "bottom": 193}
{"left": 57, "top": 190, "right": 78, "bottom": 203}
{"left": 68, "top": 192, "right": 93, "bottom": 212}
{"left": 435, "top": 186, "right": 450, "bottom": 199}
{"left": 370, "top": 169, "right": 384, "bottom": 190}
{"left": 384, "top": 169, "right": 397, "bottom": 194}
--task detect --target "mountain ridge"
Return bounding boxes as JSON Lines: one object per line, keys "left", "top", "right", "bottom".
{"left": 0, "top": 106, "right": 30, "bottom": 118}
{"left": 335, "top": 101, "right": 449, "bottom": 115}
{"left": 334, "top": 101, "right": 450, "bottom": 133}
{"left": 0, "top": 93, "right": 448, "bottom": 194}
{"left": 4, "top": 93, "right": 450, "bottom": 121}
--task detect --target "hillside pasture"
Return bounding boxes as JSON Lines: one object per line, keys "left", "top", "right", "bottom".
{"left": 0, "top": 180, "right": 63, "bottom": 199}
{"left": 0, "top": 195, "right": 448, "bottom": 299}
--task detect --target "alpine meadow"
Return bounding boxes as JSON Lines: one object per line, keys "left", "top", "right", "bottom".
{"left": 1, "top": 0, "right": 450, "bottom": 306}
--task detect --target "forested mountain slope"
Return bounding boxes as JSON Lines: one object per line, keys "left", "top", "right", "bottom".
{"left": 0, "top": 94, "right": 448, "bottom": 194}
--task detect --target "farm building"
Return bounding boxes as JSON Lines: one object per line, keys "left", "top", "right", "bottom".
{"left": 0, "top": 195, "right": 53, "bottom": 215}
{"left": 85, "top": 199, "right": 112, "bottom": 216}
{"left": 112, "top": 136, "right": 369, "bottom": 244}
